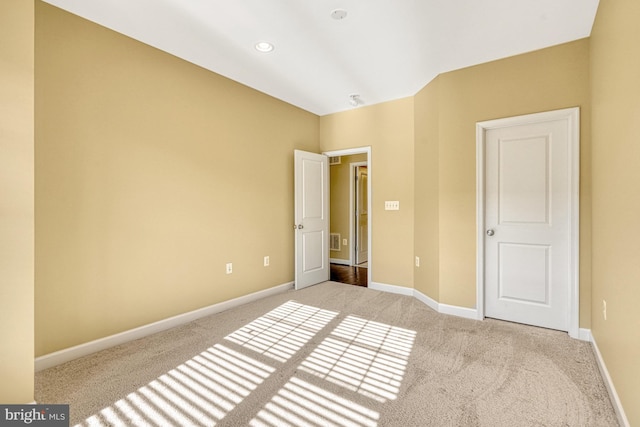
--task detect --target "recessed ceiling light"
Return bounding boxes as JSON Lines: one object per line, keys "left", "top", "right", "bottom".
{"left": 349, "top": 94, "right": 362, "bottom": 107}
{"left": 331, "top": 9, "right": 348, "bottom": 20}
{"left": 255, "top": 41, "right": 274, "bottom": 53}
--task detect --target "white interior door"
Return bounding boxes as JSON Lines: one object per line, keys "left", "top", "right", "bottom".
{"left": 294, "top": 150, "right": 329, "bottom": 290}
{"left": 482, "top": 109, "right": 579, "bottom": 332}
{"left": 355, "top": 166, "right": 368, "bottom": 265}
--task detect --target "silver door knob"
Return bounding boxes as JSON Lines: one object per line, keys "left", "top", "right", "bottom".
{"left": 486, "top": 229, "right": 495, "bottom": 236}
{"left": 298, "top": 224, "right": 304, "bottom": 229}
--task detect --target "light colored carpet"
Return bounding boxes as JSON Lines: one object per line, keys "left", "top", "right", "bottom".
{"left": 36, "top": 282, "right": 619, "bottom": 426}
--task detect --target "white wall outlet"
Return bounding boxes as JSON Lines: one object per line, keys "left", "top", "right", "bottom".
{"left": 264, "top": 256, "right": 270, "bottom": 267}
{"left": 342, "top": 239, "right": 348, "bottom": 246}
{"left": 603, "top": 300, "right": 607, "bottom": 320}
{"left": 415, "top": 256, "right": 420, "bottom": 267}
{"left": 226, "top": 263, "right": 233, "bottom": 274}
{"left": 385, "top": 201, "right": 400, "bottom": 210}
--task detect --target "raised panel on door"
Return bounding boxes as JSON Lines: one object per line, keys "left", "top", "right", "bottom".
{"left": 498, "top": 243, "right": 550, "bottom": 305}
{"left": 499, "top": 136, "right": 550, "bottom": 225}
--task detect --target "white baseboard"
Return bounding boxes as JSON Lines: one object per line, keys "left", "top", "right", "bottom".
{"left": 413, "top": 289, "right": 478, "bottom": 320}
{"left": 438, "top": 303, "right": 478, "bottom": 320}
{"left": 35, "top": 281, "right": 294, "bottom": 372}
{"left": 578, "top": 328, "right": 592, "bottom": 342}
{"left": 375, "top": 286, "right": 478, "bottom": 321}
{"left": 413, "top": 289, "right": 439, "bottom": 312}
{"left": 329, "top": 258, "right": 351, "bottom": 266}
{"left": 591, "top": 335, "right": 630, "bottom": 427}
{"left": 369, "top": 281, "right": 414, "bottom": 296}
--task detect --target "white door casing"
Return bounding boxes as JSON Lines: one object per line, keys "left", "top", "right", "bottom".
{"left": 476, "top": 108, "right": 580, "bottom": 337}
{"left": 356, "top": 166, "right": 368, "bottom": 265}
{"left": 294, "top": 150, "right": 330, "bottom": 290}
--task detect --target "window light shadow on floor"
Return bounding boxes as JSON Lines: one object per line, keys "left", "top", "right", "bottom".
{"left": 82, "top": 343, "right": 274, "bottom": 426}
{"left": 300, "top": 316, "right": 416, "bottom": 402}
{"left": 76, "top": 301, "right": 416, "bottom": 427}
{"left": 250, "top": 376, "right": 379, "bottom": 427}
{"left": 225, "top": 301, "right": 338, "bottom": 362}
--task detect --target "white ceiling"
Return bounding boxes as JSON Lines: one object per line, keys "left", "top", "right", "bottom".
{"left": 42, "top": 0, "right": 600, "bottom": 116}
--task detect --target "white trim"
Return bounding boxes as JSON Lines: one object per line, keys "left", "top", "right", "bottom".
{"left": 323, "top": 147, "right": 372, "bottom": 287}
{"left": 476, "top": 107, "right": 580, "bottom": 336}
{"left": 592, "top": 335, "right": 631, "bottom": 427}
{"left": 439, "top": 303, "right": 478, "bottom": 320}
{"left": 35, "top": 282, "right": 294, "bottom": 371}
{"left": 350, "top": 161, "right": 368, "bottom": 267}
{"left": 578, "top": 328, "right": 592, "bottom": 342}
{"left": 369, "top": 281, "right": 414, "bottom": 296}
{"left": 476, "top": 123, "right": 486, "bottom": 321}
{"left": 348, "top": 162, "right": 355, "bottom": 267}
{"left": 329, "top": 258, "right": 350, "bottom": 266}
{"left": 413, "top": 289, "right": 478, "bottom": 319}
{"left": 413, "top": 289, "right": 439, "bottom": 312}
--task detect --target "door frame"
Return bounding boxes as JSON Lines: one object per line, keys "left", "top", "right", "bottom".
{"left": 475, "top": 108, "right": 580, "bottom": 338}
{"left": 324, "top": 147, "right": 372, "bottom": 287}
{"left": 350, "top": 161, "right": 368, "bottom": 266}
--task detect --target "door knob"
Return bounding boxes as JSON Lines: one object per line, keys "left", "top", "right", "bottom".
{"left": 486, "top": 229, "right": 495, "bottom": 236}
{"left": 298, "top": 224, "right": 304, "bottom": 229}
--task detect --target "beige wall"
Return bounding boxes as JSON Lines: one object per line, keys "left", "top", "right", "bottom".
{"left": 0, "top": 0, "right": 35, "bottom": 403}
{"left": 590, "top": 0, "right": 640, "bottom": 424}
{"left": 329, "top": 154, "right": 367, "bottom": 262}
{"left": 414, "top": 78, "right": 440, "bottom": 300}
{"left": 320, "top": 98, "right": 415, "bottom": 288}
{"left": 35, "top": 2, "right": 319, "bottom": 356}
{"left": 414, "top": 39, "right": 592, "bottom": 319}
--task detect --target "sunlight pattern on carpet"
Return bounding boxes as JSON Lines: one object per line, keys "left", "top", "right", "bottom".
{"left": 81, "top": 344, "right": 274, "bottom": 426}
{"left": 250, "top": 376, "right": 379, "bottom": 427}
{"left": 299, "top": 315, "right": 416, "bottom": 402}
{"left": 225, "top": 300, "right": 338, "bottom": 362}
{"left": 77, "top": 301, "right": 416, "bottom": 426}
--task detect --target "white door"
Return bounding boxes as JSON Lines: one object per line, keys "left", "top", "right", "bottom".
{"left": 294, "top": 150, "right": 329, "bottom": 290}
{"left": 355, "top": 166, "right": 368, "bottom": 265}
{"left": 482, "top": 109, "right": 579, "bottom": 332}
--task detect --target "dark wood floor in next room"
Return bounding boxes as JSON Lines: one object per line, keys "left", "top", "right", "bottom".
{"left": 330, "top": 263, "right": 368, "bottom": 287}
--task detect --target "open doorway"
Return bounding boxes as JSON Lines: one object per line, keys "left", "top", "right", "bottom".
{"left": 325, "top": 148, "right": 371, "bottom": 287}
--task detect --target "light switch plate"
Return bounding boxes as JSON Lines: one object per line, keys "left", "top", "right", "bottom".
{"left": 385, "top": 201, "right": 400, "bottom": 210}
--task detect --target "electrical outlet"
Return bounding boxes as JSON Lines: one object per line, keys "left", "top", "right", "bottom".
{"left": 264, "top": 256, "right": 270, "bottom": 267}
{"left": 342, "top": 238, "right": 348, "bottom": 246}
{"left": 226, "top": 263, "right": 233, "bottom": 274}
{"left": 603, "top": 300, "right": 607, "bottom": 320}
{"left": 415, "top": 256, "right": 420, "bottom": 267}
